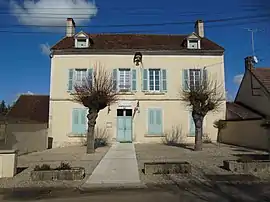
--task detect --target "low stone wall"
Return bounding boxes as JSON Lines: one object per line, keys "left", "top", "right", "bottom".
{"left": 144, "top": 162, "right": 191, "bottom": 175}
{"left": 220, "top": 120, "right": 268, "bottom": 150}
{"left": 31, "top": 168, "right": 85, "bottom": 181}
{"left": 223, "top": 160, "right": 270, "bottom": 173}
{"left": 0, "top": 150, "right": 17, "bottom": 178}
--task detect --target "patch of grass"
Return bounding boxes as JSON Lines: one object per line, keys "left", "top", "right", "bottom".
{"left": 55, "top": 162, "right": 71, "bottom": 170}
{"left": 34, "top": 164, "right": 51, "bottom": 171}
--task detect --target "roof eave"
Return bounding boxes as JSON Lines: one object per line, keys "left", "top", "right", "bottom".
{"left": 51, "top": 49, "right": 224, "bottom": 56}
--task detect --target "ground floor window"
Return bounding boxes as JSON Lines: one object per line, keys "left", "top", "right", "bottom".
{"left": 148, "top": 108, "right": 163, "bottom": 135}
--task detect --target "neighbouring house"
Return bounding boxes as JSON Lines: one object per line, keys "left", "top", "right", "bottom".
{"left": 220, "top": 56, "right": 270, "bottom": 150}
{"left": 1, "top": 94, "right": 50, "bottom": 155}
{"left": 49, "top": 18, "right": 226, "bottom": 148}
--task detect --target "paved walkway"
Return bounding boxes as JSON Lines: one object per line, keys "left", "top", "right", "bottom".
{"left": 83, "top": 143, "right": 142, "bottom": 188}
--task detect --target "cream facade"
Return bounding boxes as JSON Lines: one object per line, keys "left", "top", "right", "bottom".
{"left": 49, "top": 53, "right": 226, "bottom": 147}
{"left": 48, "top": 18, "right": 226, "bottom": 148}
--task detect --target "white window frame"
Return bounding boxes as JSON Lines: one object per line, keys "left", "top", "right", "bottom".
{"left": 74, "top": 69, "right": 87, "bottom": 86}
{"left": 189, "top": 69, "right": 201, "bottom": 90}
{"left": 118, "top": 68, "right": 131, "bottom": 91}
{"left": 187, "top": 39, "right": 201, "bottom": 49}
{"left": 148, "top": 69, "right": 161, "bottom": 92}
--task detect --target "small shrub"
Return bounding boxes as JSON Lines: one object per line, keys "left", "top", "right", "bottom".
{"left": 202, "top": 133, "right": 212, "bottom": 144}
{"left": 34, "top": 164, "right": 51, "bottom": 171}
{"left": 55, "top": 162, "right": 72, "bottom": 170}
{"left": 162, "top": 126, "right": 185, "bottom": 146}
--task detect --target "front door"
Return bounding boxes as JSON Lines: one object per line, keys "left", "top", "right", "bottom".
{"left": 117, "top": 109, "right": 132, "bottom": 142}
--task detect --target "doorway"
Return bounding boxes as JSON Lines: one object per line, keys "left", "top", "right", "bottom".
{"left": 117, "top": 109, "right": 132, "bottom": 142}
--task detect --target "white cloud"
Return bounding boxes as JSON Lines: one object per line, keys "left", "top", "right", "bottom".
{"left": 40, "top": 43, "right": 51, "bottom": 56}
{"left": 9, "top": 0, "right": 98, "bottom": 28}
{"left": 233, "top": 74, "right": 244, "bottom": 85}
{"left": 226, "top": 91, "right": 234, "bottom": 102}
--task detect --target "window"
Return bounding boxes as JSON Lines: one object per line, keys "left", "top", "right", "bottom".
{"left": 119, "top": 69, "right": 131, "bottom": 91}
{"left": 188, "top": 39, "right": 199, "bottom": 49}
{"left": 149, "top": 69, "right": 160, "bottom": 91}
{"left": 74, "top": 69, "right": 87, "bottom": 86}
{"left": 75, "top": 38, "right": 88, "bottom": 48}
{"left": 189, "top": 69, "right": 201, "bottom": 90}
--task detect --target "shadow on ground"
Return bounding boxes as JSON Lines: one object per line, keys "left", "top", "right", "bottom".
{"left": 233, "top": 154, "right": 269, "bottom": 160}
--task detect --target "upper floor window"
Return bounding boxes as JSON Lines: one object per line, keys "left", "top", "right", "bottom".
{"left": 149, "top": 69, "right": 160, "bottom": 91}
{"left": 142, "top": 69, "right": 167, "bottom": 93}
{"left": 74, "top": 69, "right": 87, "bottom": 86}
{"left": 189, "top": 69, "right": 201, "bottom": 90}
{"left": 182, "top": 68, "right": 207, "bottom": 91}
{"left": 119, "top": 69, "right": 131, "bottom": 91}
{"left": 113, "top": 68, "right": 137, "bottom": 92}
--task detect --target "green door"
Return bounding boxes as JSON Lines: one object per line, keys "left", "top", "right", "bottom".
{"left": 117, "top": 109, "right": 132, "bottom": 142}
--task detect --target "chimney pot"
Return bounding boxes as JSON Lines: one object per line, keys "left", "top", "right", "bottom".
{"left": 66, "top": 18, "right": 76, "bottom": 37}
{"left": 245, "top": 56, "right": 254, "bottom": 70}
{"left": 195, "top": 20, "right": 204, "bottom": 38}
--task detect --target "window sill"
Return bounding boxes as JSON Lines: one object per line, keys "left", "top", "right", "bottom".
{"left": 117, "top": 91, "right": 135, "bottom": 95}
{"left": 144, "top": 134, "right": 164, "bottom": 137}
{"left": 68, "top": 133, "right": 86, "bottom": 138}
{"left": 144, "top": 92, "right": 166, "bottom": 95}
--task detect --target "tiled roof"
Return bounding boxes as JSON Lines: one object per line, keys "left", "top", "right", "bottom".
{"left": 250, "top": 67, "right": 270, "bottom": 92}
{"left": 7, "top": 95, "right": 49, "bottom": 123}
{"left": 226, "top": 102, "right": 263, "bottom": 120}
{"left": 51, "top": 34, "right": 224, "bottom": 51}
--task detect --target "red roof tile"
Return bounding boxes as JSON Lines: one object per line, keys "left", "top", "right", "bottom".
{"left": 7, "top": 95, "right": 49, "bottom": 123}
{"left": 51, "top": 34, "right": 224, "bottom": 51}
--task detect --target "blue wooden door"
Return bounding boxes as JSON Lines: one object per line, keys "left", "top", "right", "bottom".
{"left": 72, "top": 108, "right": 87, "bottom": 134}
{"left": 117, "top": 109, "right": 132, "bottom": 142}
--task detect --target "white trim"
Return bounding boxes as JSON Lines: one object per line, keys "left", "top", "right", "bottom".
{"left": 53, "top": 54, "right": 222, "bottom": 58}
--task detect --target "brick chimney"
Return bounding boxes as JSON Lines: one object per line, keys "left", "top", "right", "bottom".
{"left": 66, "top": 18, "right": 76, "bottom": 37}
{"left": 195, "top": 20, "right": 204, "bottom": 38}
{"left": 245, "top": 56, "right": 254, "bottom": 70}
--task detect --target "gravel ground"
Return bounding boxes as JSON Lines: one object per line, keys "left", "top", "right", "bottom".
{"left": 0, "top": 145, "right": 110, "bottom": 189}
{"left": 135, "top": 143, "right": 270, "bottom": 186}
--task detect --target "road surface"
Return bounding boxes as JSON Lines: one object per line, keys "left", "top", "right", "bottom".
{"left": 1, "top": 182, "right": 270, "bottom": 202}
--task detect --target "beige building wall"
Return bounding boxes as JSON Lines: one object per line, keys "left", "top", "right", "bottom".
{"left": 49, "top": 54, "right": 226, "bottom": 147}
{"left": 220, "top": 120, "right": 268, "bottom": 151}
{"left": 236, "top": 69, "right": 270, "bottom": 116}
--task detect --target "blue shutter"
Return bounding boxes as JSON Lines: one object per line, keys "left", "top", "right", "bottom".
{"left": 189, "top": 112, "right": 195, "bottom": 136}
{"left": 72, "top": 109, "right": 80, "bottom": 133}
{"left": 182, "top": 69, "right": 189, "bottom": 91}
{"left": 131, "top": 69, "right": 137, "bottom": 91}
{"left": 113, "top": 69, "right": 117, "bottom": 91}
{"left": 148, "top": 109, "right": 163, "bottom": 135}
{"left": 155, "top": 109, "right": 163, "bottom": 135}
{"left": 161, "top": 69, "right": 167, "bottom": 92}
{"left": 143, "top": 69, "right": 148, "bottom": 91}
{"left": 72, "top": 108, "right": 87, "bottom": 135}
{"left": 203, "top": 68, "right": 207, "bottom": 88}
{"left": 88, "top": 68, "right": 93, "bottom": 87}
{"left": 68, "top": 69, "right": 74, "bottom": 91}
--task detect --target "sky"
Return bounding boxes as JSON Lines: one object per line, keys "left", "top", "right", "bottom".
{"left": 0, "top": 0, "right": 269, "bottom": 104}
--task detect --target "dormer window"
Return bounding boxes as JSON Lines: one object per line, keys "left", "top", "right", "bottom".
{"left": 188, "top": 40, "right": 199, "bottom": 49}
{"left": 74, "top": 31, "right": 90, "bottom": 48}
{"left": 186, "top": 32, "right": 201, "bottom": 50}
{"left": 76, "top": 38, "right": 87, "bottom": 48}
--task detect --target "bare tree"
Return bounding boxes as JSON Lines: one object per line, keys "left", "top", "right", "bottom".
{"left": 73, "top": 64, "right": 117, "bottom": 153}
{"left": 181, "top": 73, "right": 224, "bottom": 151}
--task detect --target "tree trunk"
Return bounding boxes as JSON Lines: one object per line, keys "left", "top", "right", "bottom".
{"left": 193, "top": 113, "right": 204, "bottom": 151}
{"left": 86, "top": 108, "right": 99, "bottom": 154}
